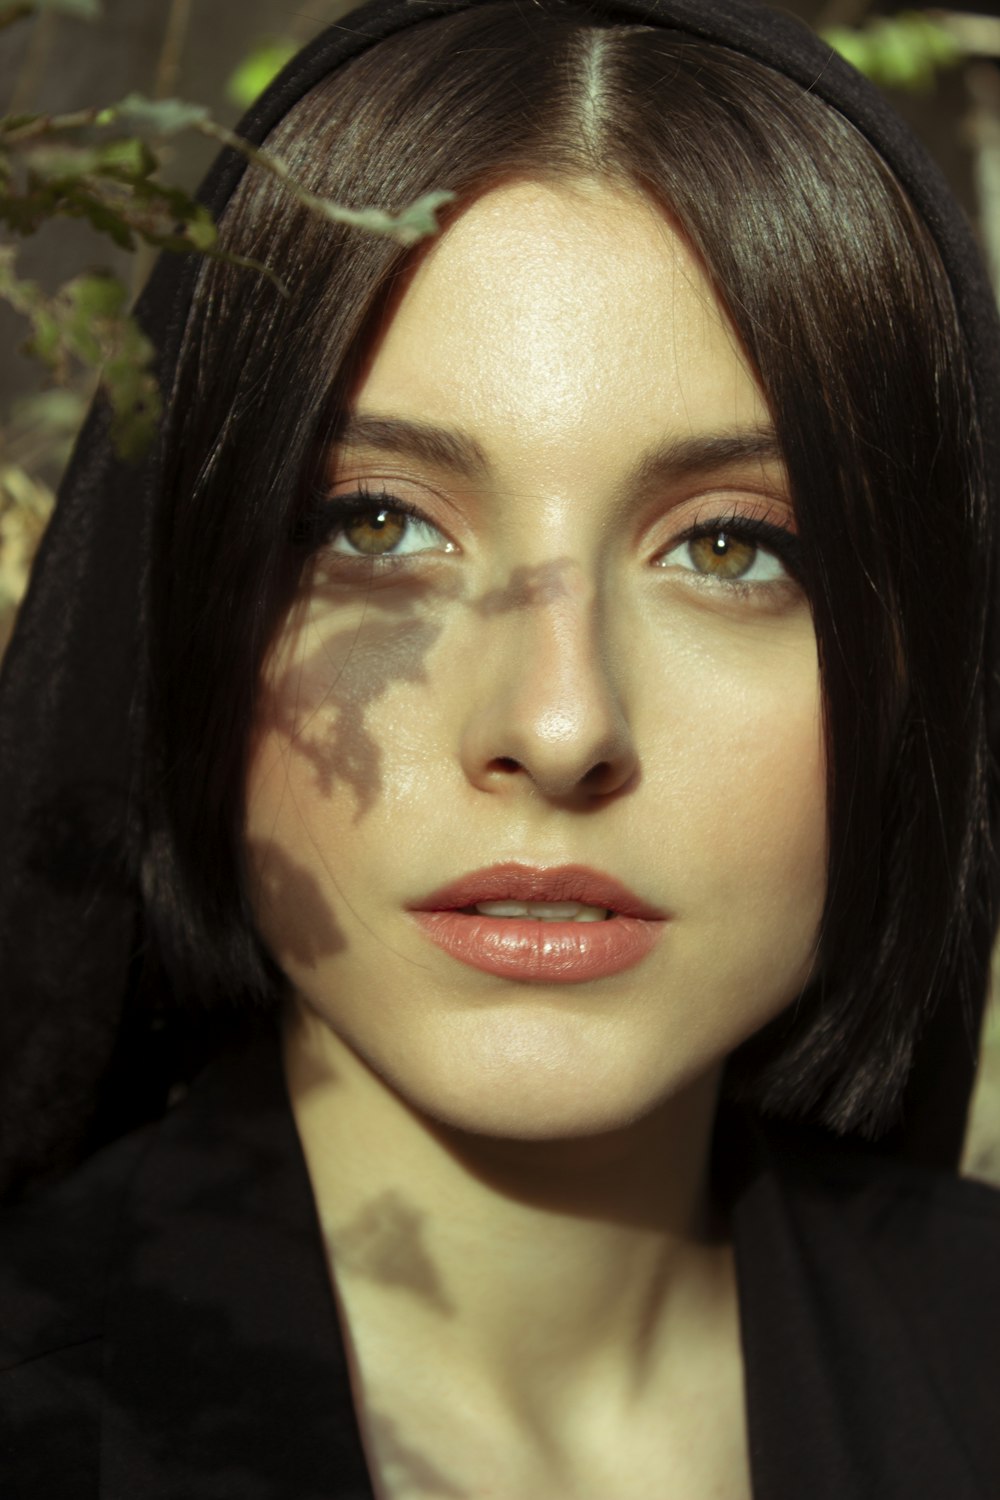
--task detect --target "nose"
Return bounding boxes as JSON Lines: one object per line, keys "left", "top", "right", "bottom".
{"left": 459, "top": 562, "right": 639, "bottom": 803}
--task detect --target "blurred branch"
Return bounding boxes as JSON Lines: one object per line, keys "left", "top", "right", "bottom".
{"left": 964, "top": 61, "right": 1000, "bottom": 299}
{"left": 153, "top": 0, "right": 193, "bottom": 102}
{"left": 196, "top": 114, "right": 455, "bottom": 246}
{"left": 0, "top": 85, "right": 455, "bottom": 460}
{"left": 132, "top": 0, "right": 196, "bottom": 296}
{"left": 934, "top": 12, "right": 1000, "bottom": 58}
{"left": 6, "top": 10, "right": 56, "bottom": 114}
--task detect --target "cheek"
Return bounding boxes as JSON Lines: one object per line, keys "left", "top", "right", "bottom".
{"left": 244, "top": 600, "right": 450, "bottom": 953}
{"left": 250, "top": 598, "right": 446, "bottom": 817}
{"left": 645, "top": 635, "right": 826, "bottom": 986}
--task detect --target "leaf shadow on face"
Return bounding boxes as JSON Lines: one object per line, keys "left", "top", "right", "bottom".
{"left": 470, "top": 557, "right": 576, "bottom": 616}
{"left": 255, "top": 574, "right": 458, "bottom": 821}
{"left": 245, "top": 835, "right": 346, "bottom": 968}
{"left": 255, "top": 556, "right": 583, "bottom": 824}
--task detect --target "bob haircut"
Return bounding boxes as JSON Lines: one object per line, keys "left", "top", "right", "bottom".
{"left": 141, "top": 0, "right": 994, "bottom": 1140}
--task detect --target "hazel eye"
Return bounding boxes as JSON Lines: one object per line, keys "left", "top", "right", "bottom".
{"left": 337, "top": 507, "right": 408, "bottom": 557}
{"left": 655, "top": 517, "right": 798, "bottom": 588}
{"left": 325, "top": 497, "right": 455, "bottom": 559}
{"left": 684, "top": 529, "right": 783, "bottom": 583}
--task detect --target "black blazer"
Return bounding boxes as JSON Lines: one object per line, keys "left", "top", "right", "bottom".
{"left": 2, "top": 1030, "right": 999, "bottom": 1499}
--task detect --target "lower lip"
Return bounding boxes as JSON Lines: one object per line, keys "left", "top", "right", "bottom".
{"left": 409, "top": 912, "right": 665, "bottom": 983}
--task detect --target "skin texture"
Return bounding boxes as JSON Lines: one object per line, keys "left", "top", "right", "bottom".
{"left": 244, "top": 178, "right": 826, "bottom": 1496}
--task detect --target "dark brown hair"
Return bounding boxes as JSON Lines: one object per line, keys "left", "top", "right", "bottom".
{"left": 142, "top": 1, "right": 992, "bottom": 1138}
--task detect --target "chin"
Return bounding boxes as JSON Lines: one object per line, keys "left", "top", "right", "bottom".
{"left": 372, "top": 1009, "right": 722, "bottom": 1145}
{"left": 417, "top": 1085, "right": 653, "bottom": 1144}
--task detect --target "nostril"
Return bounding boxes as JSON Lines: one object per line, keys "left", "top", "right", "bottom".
{"left": 493, "top": 757, "right": 521, "bottom": 773}
{"left": 583, "top": 760, "right": 611, "bottom": 786}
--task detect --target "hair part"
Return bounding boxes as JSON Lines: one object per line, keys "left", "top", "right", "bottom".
{"left": 141, "top": 1, "right": 993, "bottom": 1139}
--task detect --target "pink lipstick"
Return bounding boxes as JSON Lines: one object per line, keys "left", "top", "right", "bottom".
{"left": 408, "top": 863, "right": 667, "bottom": 983}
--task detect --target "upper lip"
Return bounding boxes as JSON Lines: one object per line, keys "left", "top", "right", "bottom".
{"left": 410, "top": 863, "right": 668, "bottom": 920}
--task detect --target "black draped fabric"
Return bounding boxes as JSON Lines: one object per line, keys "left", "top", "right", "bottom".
{"left": 1, "top": 1026, "right": 998, "bottom": 1496}
{"left": 1, "top": 0, "right": 999, "bottom": 1193}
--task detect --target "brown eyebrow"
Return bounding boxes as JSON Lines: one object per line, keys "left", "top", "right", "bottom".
{"left": 629, "top": 428, "right": 784, "bottom": 488}
{"left": 333, "top": 414, "right": 784, "bottom": 489}
{"left": 333, "top": 414, "right": 489, "bottom": 479}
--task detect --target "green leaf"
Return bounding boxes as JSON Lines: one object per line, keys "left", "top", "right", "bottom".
{"left": 102, "top": 340, "right": 161, "bottom": 462}
{"left": 23, "top": 309, "right": 63, "bottom": 369}
{"left": 108, "top": 395, "right": 160, "bottom": 461}
{"left": 386, "top": 190, "right": 456, "bottom": 246}
{"left": 94, "top": 135, "right": 157, "bottom": 179}
{"left": 22, "top": 143, "right": 104, "bottom": 180}
{"left": 822, "top": 25, "right": 870, "bottom": 76}
{"left": 183, "top": 207, "right": 217, "bottom": 251}
{"left": 134, "top": 177, "right": 203, "bottom": 220}
{"left": 0, "top": 114, "right": 40, "bottom": 133}
{"left": 71, "top": 194, "right": 138, "bottom": 250}
{"left": 66, "top": 271, "right": 126, "bottom": 321}
{"left": 106, "top": 93, "right": 210, "bottom": 138}
{"left": 19, "top": 134, "right": 156, "bottom": 185}
{"left": 276, "top": 182, "right": 456, "bottom": 246}
{"left": 0, "top": 189, "right": 50, "bottom": 236}
{"left": 0, "top": 246, "right": 162, "bottom": 463}
{"left": 227, "top": 40, "right": 298, "bottom": 109}
{"left": 0, "top": 250, "right": 43, "bottom": 317}
{"left": 10, "top": 387, "right": 88, "bottom": 436}
{"left": 822, "top": 12, "right": 960, "bottom": 93}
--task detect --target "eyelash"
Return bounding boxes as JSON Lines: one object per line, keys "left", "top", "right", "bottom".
{"left": 295, "top": 488, "right": 802, "bottom": 594}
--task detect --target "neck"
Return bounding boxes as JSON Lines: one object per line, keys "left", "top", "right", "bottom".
{"left": 282, "top": 1000, "right": 736, "bottom": 1449}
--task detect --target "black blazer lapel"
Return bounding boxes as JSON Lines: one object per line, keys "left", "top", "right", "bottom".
{"left": 730, "top": 1115, "right": 993, "bottom": 1499}
{"left": 99, "top": 1025, "right": 375, "bottom": 1499}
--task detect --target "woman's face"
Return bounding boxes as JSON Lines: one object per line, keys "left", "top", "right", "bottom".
{"left": 245, "top": 178, "right": 826, "bottom": 1140}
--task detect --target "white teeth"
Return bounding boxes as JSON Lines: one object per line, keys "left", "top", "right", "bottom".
{"left": 473, "top": 901, "right": 610, "bottom": 922}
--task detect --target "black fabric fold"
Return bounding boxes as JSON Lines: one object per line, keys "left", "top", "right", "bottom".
{"left": 727, "top": 1113, "right": 1000, "bottom": 1496}
{"left": 100, "top": 1023, "right": 375, "bottom": 1500}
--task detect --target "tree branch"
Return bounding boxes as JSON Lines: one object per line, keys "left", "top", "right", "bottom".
{"left": 153, "top": 0, "right": 192, "bottom": 102}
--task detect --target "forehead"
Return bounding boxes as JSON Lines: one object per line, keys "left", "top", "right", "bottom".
{"left": 353, "top": 177, "right": 771, "bottom": 481}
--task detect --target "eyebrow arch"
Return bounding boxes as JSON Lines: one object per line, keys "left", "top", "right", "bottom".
{"left": 332, "top": 413, "right": 784, "bottom": 488}
{"left": 629, "top": 427, "right": 785, "bottom": 489}
{"left": 332, "top": 414, "right": 489, "bottom": 479}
